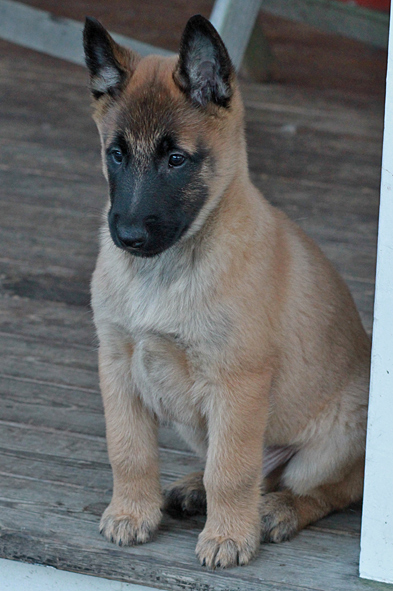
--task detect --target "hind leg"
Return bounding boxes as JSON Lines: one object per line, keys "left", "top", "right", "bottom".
{"left": 260, "top": 457, "right": 364, "bottom": 543}
{"left": 164, "top": 471, "right": 206, "bottom": 518}
{"left": 261, "top": 379, "right": 368, "bottom": 543}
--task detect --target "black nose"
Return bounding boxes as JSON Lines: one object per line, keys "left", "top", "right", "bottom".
{"left": 116, "top": 222, "right": 149, "bottom": 250}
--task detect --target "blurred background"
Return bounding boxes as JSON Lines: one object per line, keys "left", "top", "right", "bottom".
{"left": 17, "top": 0, "right": 389, "bottom": 96}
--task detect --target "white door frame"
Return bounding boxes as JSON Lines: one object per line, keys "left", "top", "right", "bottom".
{"left": 359, "top": 5, "right": 393, "bottom": 585}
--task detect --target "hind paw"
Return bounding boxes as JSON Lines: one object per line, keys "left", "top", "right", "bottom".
{"left": 164, "top": 471, "right": 206, "bottom": 518}
{"left": 260, "top": 492, "right": 298, "bottom": 543}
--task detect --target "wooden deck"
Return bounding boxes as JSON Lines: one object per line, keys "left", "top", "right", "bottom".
{"left": 0, "top": 33, "right": 390, "bottom": 590}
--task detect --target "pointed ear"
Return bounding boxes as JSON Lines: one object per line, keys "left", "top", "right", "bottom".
{"left": 83, "top": 17, "right": 139, "bottom": 99}
{"left": 173, "top": 14, "right": 234, "bottom": 108}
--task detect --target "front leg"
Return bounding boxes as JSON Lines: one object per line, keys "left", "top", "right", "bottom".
{"left": 98, "top": 340, "right": 162, "bottom": 546}
{"left": 196, "top": 370, "right": 271, "bottom": 569}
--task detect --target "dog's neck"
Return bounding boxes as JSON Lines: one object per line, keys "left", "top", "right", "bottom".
{"left": 122, "top": 169, "right": 266, "bottom": 289}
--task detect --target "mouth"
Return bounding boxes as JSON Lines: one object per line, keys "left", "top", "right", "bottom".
{"left": 120, "top": 244, "right": 168, "bottom": 258}
{"left": 110, "top": 222, "right": 190, "bottom": 258}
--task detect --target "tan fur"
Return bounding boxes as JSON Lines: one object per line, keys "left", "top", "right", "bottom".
{"left": 88, "top": 35, "right": 370, "bottom": 569}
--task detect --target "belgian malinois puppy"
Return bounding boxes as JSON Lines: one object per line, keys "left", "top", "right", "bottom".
{"left": 83, "top": 15, "right": 370, "bottom": 569}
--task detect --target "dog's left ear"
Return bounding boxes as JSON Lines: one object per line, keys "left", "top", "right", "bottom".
{"left": 173, "top": 14, "right": 234, "bottom": 108}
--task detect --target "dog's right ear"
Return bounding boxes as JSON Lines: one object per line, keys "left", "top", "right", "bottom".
{"left": 83, "top": 17, "right": 139, "bottom": 99}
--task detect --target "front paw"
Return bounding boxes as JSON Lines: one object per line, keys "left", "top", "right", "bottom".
{"left": 196, "top": 529, "right": 259, "bottom": 569}
{"left": 100, "top": 502, "right": 162, "bottom": 546}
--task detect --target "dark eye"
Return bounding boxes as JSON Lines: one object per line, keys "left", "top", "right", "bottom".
{"left": 110, "top": 149, "right": 123, "bottom": 165}
{"left": 168, "top": 153, "right": 185, "bottom": 168}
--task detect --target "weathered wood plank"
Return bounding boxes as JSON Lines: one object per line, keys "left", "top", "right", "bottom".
{"left": 0, "top": 332, "right": 98, "bottom": 389}
{"left": 254, "top": 174, "right": 380, "bottom": 219}
{"left": 247, "top": 143, "right": 381, "bottom": 189}
{"left": 0, "top": 422, "right": 202, "bottom": 486}
{"left": 0, "top": 272, "right": 91, "bottom": 307}
{"left": 0, "top": 298, "right": 94, "bottom": 346}
{"left": 242, "top": 78, "right": 384, "bottom": 114}
{"left": 0, "top": 375, "right": 191, "bottom": 453}
{"left": 0, "top": 174, "right": 104, "bottom": 214}
{"left": 0, "top": 39, "right": 86, "bottom": 81}
{"left": 244, "top": 97, "right": 383, "bottom": 142}
{"left": 0, "top": 475, "right": 387, "bottom": 591}
{"left": 0, "top": 376, "right": 104, "bottom": 435}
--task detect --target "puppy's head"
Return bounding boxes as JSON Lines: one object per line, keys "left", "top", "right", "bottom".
{"left": 83, "top": 15, "right": 244, "bottom": 257}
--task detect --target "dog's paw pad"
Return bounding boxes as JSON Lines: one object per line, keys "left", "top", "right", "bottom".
{"left": 260, "top": 492, "right": 298, "bottom": 543}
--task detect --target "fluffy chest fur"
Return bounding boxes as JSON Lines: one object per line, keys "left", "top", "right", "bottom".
{"left": 92, "top": 231, "right": 231, "bottom": 423}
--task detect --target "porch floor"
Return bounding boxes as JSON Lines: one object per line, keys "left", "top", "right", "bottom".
{"left": 0, "top": 20, "right": 389, "bottom": 591}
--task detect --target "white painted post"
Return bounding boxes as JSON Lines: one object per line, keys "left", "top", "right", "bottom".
{"left": 359, "top": 7, "right": 393, "bottom": 586}
{"left": 0, "top": 0, "right": 172, "bottom": 65}
{"left": 210, "top": 0, "right": 261, "bottom": 70}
